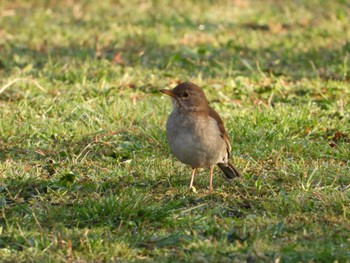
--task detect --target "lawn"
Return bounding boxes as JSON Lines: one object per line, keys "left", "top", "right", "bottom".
{"left": 0, "top": 0, "right": 349, "bottom": 262}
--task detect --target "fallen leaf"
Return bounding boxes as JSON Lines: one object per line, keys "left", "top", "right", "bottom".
{"left": 333, "top": 131, "right": 347, "bottom": 142}
{"left": 329, "top": 142, "right": 337, "bottom": 148}
{"left": 305, "top": 127, "right": 311, "bottom": 135}
{"left": 113, "top": 52, "right": 125, "bottom": 65}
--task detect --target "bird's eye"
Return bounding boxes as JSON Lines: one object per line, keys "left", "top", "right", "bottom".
{"left": 183, "top": 92, "right": 190, "bottom": 98}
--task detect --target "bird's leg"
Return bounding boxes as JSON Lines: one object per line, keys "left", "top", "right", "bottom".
{"left": 189, "top": 168, "right": 196, "bottom": 189}
{"left": 209, "top": 166, "right": 214, "bottom": 192}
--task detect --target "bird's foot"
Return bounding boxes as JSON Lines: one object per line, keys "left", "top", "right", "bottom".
{"left": 190, "top": 186, "right": 197, "bottom": 193}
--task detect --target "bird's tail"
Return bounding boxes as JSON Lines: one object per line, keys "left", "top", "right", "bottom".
{"left": 217, "top": 162, "right": 242, "bottom": 179}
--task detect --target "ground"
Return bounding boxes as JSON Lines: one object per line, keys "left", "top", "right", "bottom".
{"left": 0, "top": 0, "right": 349, "bottom": 262}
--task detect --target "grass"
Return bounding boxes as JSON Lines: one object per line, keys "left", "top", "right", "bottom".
{"left": 0, "top": 0, "right": 349, "bottom": 262}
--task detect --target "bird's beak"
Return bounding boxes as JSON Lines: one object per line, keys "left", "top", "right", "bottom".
{"left": 160, "top": 89, "right": 176, "bottom": 98}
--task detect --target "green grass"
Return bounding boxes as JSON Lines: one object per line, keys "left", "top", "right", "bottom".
{"left": 0, "top": 0, "right": 350, "bottom": 262}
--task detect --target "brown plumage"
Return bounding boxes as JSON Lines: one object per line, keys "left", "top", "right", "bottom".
{"left": 160, "top": 82, "right": 241, "bottom": 191}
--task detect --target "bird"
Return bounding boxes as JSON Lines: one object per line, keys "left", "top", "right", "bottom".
{"left": 160, "top": 82, "right": 241, "bottom": 192}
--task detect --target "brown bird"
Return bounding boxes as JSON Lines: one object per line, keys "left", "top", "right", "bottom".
{"left": 160, "top": 82, "right": 241, "bottom": 192}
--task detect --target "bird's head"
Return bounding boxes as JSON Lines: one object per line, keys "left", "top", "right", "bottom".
{"left": 160, "top": 82, "right": 209, "bottom": 112}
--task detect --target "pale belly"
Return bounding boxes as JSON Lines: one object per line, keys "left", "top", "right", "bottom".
{"left": 166, "top": 112, "right": 226, "bottom": 168}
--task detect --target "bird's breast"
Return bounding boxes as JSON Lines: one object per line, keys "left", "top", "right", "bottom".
{"left": 165, "top": 111, "right": 227, "bottom": 168}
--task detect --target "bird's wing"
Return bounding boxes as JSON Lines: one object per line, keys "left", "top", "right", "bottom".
{"left": 208, "top": 106, "right": 231, "bottom": 158}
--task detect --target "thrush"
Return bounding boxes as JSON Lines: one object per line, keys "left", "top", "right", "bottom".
{"left": 160, "top": 82, "right": 241, "bottom": 192}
